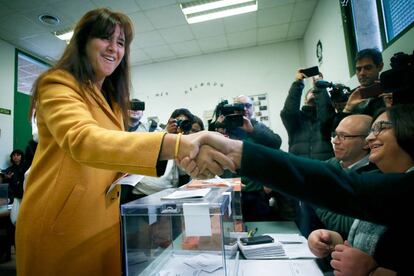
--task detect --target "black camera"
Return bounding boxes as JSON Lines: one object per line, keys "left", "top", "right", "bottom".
{"left": 176, "top": 119, "right": 192, "bottom": 133}
{"left": 209, "top": 101, "right": 244, "bottom": 130}
{"left": 315, "top": 80, "right": 351, "bottom": 103}
{"left": 130, "top": 100, "right": 145, "bottom": 111}
{"left": 380, "top": 50, "right": 414, "bottom": 104}
{"left": 221, "top": 103, "right": 244, "bottom": 116}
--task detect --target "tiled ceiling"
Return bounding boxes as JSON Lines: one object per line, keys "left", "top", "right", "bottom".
{"left": 0, "top": 0, "right": 318, "bottom": 66}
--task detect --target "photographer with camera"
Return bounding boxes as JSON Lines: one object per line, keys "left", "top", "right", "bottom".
{"left": 128, "top": 99, "right": 160, "bottom": 132}
{"left": 210, "top": 95, "right": 282, "bottom": 221}
{"left": 314, "top": 80, "right": 352, "bottom": 131}
{"left": 165, "top": 108, "right": 195, "bottom": 135}
{"left": 281, "top": 69, "right": 334, "bottom": 160}
{"left": 281, "top": 69, "right": 335, "bottom": 236}
{"left": 165, "top": 108, "right": 198, "bottom": 186}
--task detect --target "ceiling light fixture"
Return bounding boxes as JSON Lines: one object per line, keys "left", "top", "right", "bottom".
{"left": 180, "top": 0, "right": 257, "bottom": 24}
{"left": 38, "top": 14, "right": 61, "bottom": 26}
{"left": 54, "top": 28, "right": 74, "bottom": 43}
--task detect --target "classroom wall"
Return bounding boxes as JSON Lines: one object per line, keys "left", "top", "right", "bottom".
{"left": 0, "top": 39, "right": 15, "bottom": 169}
{"left": 131, "top": 40, "right": 304, "bottom": 151}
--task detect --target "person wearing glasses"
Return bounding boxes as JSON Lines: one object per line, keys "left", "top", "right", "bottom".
{"left": 179, "top": 104, "right": 414, "bottom": 274}
{"left": 313, "top": 114, "right": 376, "bottom": 230}
{"left": 229, "top": 95, "right": 282, "bottom": 221}
{"left": 326, "top": 104, "right": 414, "bottom": 276}
{"left": 308, "top": 114, "right": 380, "bottom": 273}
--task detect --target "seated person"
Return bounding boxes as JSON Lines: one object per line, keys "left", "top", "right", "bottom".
{"left": 3, "top": 149, "right": 25, "bottom": 204}
{"left": 316, "top": 114, "right": 376, "bottom": 238}
{"left": 308, "top": 105, "right": 414, "bottom": 276}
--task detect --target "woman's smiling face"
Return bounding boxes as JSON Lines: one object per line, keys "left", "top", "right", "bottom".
{"left": 86, "top": 24, "right": 125, "bottom": 87}
{"left": 366, "top": 112, "right": 400, "bottom": 172}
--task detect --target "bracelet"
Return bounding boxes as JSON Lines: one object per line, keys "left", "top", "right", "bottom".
{"left": 174, "top": 133, "right": 182, "bottom": 159}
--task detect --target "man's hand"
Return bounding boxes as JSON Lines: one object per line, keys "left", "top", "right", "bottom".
{"left": 4, "top": 171, "right": 13, "bottom": 179}
{"left": 308, "top": 229, "right": 341, "bottom": 258}
{"left": 296, "top": 69, "right": 306, "bottom": 81}
{"left": 331, "top": 241, "right": 378, "bottom": 276}
{"left": 343, "top": 88, "right": 365, "bottom": 113}
{"left": 240, "top": 116, "right": 254, "bottom": 133}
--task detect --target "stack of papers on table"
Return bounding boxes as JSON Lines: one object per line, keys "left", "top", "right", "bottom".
{"left": 270, "top": 234, "right": 316, "bottom": 259}
{"left": 238, "top": 234, "right": 316, "bottom": 259}
{"left": 238, "top": 240, "right": 287, "bottom": 259}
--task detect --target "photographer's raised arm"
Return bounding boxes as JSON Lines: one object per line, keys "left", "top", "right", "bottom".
{"left": 280, "top": 71, "right": 305, "bottom": 133}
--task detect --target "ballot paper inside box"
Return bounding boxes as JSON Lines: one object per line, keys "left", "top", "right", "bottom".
{"left": 121, "top": 187, "right": 239, "bottom": 276}
{"left": 185, "top": 178, "right": 243, "bottom": 231}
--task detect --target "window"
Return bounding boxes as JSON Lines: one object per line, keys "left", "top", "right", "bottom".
{"left": 350, "top": 0, "right": 382, "bottom": 51}
{"left": 17, "top": 52, "right": 49, "bottom": 95}
{"left": 341, "top": 0, "right": 414, "bottom": 76}
{"left": 14, "top": 51, "right": 50, "bottom": 150}
{"left": 380, "top": 0, "right": 414, "bottom": 42}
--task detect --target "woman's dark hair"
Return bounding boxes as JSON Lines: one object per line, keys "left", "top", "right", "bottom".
{"left": 30, "top": 8, "right": 134, "bottom": 128}
{"left": 373, "top": 104, "right": 414, "bottom": 159}
{"left": 10, "top": 149, "right": 24, "bottom": 164}
{"left": 169, "top": 108, "right": 195, "bottom": 122}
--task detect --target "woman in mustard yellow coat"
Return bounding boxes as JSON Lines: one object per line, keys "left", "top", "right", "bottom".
{"left": 15, "top": 8, "right": 233, "bottom": 276}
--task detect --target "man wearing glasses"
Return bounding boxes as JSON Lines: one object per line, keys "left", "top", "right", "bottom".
{"left": 227, "top": 95, "right": 282, "bottom": 221}
{"left": 329, "top": 114, "right": 375, "bottom": 171}
{"left": 315, "top": 115, "right": 377, "bottom": 233}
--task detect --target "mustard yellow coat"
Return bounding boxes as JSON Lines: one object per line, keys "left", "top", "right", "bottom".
{"left": 16, "top": 70, "right": 166, "bottom": 276}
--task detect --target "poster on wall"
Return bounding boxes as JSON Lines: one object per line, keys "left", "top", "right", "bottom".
{"left": 248, "top": 93, "right": 270, "bottom": 127}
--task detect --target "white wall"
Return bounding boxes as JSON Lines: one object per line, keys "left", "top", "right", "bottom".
{"left": 131, "top": 41, "right": 304, "bottom": 151}
{"left": 0, "top": 39, "right": 15, "bottom": 169}
{"left": 303, "top": 0, "right": 414, "bottom": 88}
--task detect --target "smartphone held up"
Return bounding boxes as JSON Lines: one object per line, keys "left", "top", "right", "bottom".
{"left": 300, "top": 66, "right": 320, "bottom": 78}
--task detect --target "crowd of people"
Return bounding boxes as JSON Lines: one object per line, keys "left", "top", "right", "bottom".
{"left": 0, "top": 6, "right": 412, "bottom": 276}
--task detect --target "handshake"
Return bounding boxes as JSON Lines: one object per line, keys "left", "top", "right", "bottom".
{"left": 162, "top": 131, "right": 243, "bottom": 179}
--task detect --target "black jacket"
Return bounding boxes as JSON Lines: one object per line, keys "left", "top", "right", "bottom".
{"left": 240, "top": 141, "right": 412, "bottom": 274}
{"left": 281, "top": 81, "right": 334, "bottom": 160}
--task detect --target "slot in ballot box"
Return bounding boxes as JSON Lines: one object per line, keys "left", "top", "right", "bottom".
{"left": 121, "top": 187, "right": 239, "bottom": 276}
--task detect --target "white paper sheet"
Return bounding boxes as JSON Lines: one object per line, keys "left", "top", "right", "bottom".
{"left": 106, "top": 173, "right": 145, "bottom": 195}
{"left": 238, "top": 259, "right": 323, "bottom": 276}
{"left": 161, "top": 188, "right": 211, "bottom": 200}
{"left": 183, "top": 203, "right": 211, "bottom": 236}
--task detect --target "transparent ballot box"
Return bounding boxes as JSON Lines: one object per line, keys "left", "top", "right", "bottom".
{"left": 121, "top": 187, "right": 239, "bottom": 276}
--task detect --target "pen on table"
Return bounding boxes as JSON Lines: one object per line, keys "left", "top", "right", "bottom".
{"left": 247, "top": 227, "right": 258, "bottom": 237}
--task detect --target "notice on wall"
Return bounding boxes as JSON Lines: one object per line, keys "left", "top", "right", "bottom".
{"left": 0, "top": 108, "right": 11, "bottom": 115}
{"left": 249, "top": 93, "right": 269, "bottom": 127}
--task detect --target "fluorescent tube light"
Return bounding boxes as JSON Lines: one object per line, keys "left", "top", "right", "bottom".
{"left": 180, "top": 0, "right": 257, "bottom": 24}
{"left": 54, "top": 30, "right": 73, "bottom": 43}
{"left": 181, "top": 0, "right": 253, "bottom": 14}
